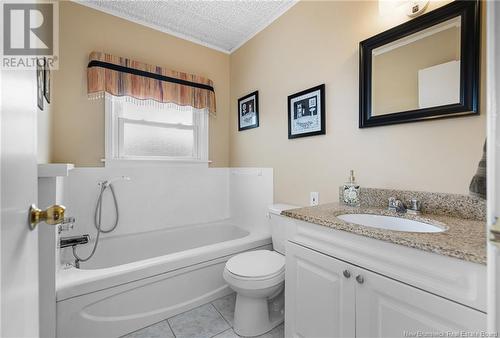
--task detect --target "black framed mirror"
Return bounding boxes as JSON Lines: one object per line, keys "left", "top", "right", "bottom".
{"left": 359, "top": 0, "right": 480, "bottom": 128}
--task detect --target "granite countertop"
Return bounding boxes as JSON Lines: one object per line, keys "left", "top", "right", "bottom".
{"left": 282, "top": 202, "right": 486, "bottom": 265}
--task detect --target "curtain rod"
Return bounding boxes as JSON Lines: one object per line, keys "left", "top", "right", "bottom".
{"left": 87, "top": 60, "right": 215, "bottom": 92}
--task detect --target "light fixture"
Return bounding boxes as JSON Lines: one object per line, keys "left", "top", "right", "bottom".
{"left": 406, "top": 0, "right": 429, "bottom": 17}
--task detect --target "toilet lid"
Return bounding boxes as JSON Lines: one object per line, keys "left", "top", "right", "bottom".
{"left": 225, "top": 250, "right": 285, "bottom": 278}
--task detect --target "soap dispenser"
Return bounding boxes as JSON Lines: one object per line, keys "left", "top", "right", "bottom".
{"left": 343, "top": 170, "right": 360, "bottom": 207}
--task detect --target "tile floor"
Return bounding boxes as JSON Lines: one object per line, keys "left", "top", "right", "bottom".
{"left": 121, "top": 293, "right": 284, "bottom": 338}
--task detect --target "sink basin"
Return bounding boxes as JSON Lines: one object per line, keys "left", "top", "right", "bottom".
{"left": 337, "top": 213, "right": 446, "bottom": 233}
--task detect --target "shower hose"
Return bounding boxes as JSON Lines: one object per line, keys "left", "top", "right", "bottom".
{"left": 72, "top": 182, "right": 120, "bottom": 268}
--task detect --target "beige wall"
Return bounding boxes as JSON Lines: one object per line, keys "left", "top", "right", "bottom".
{"left": 52, "top": 1, "right": 230, "bottom": 167}
{"left": 50, "top": 1, "right": 486, "bottom": 206}
{"left": 229, "top": 1, "right": 486, "bottom": 206}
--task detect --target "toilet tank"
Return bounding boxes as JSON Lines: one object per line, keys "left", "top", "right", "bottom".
{"left": 268, "top": 204, "right": 299, "bottom": 255}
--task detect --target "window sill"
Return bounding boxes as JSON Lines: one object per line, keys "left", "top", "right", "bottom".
{"left": 102, "top": 158, "right": 212, "bottom": 168}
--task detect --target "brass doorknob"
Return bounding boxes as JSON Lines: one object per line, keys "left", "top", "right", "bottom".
{"left": 29, "top": 204, "right": 66, "bottom": 230}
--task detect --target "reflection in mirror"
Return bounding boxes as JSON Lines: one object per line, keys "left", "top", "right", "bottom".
{"left": 371, "top": 16, "right": 461, "bottom": 116}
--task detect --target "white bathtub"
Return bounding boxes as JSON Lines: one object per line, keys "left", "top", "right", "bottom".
{"left": 56, "top": 221, "right": 272, "bottom": 338}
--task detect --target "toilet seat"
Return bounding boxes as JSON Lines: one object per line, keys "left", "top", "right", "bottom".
{"left": 223, "top": 268, "right": 284, "bottom": 291}
{"left": 225, "top": 250, "right": 285, "bottom": 280}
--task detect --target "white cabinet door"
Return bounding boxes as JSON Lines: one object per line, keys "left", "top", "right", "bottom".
{"left": 355, "top": 268, "right": 487, "bottom": 338}
{"left": 285, "top": 242, "right": 355, "bottom": 338}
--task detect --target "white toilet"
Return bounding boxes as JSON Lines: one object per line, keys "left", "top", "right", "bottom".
{"left": 223, "top": 204, "right": 297, "bottom": 337}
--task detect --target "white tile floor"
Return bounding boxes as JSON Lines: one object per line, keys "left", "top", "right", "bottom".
{"left": 121, "top": 293, "right": 284, "bottom": 338}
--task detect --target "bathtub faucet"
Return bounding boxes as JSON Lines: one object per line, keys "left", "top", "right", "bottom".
{"left": 60, "top": 234, "right": 90, "bottom": 248}
{"left": 60, "top": 235, "right": 90, "bottom": 268}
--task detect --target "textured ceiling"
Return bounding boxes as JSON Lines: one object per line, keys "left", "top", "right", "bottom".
{"left": 79, "top": 0, "right": 297, "bottom": 53}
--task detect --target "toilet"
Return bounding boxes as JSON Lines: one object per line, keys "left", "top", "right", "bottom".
{"left": 223, "top": 204, "right": 297, "bottom": 337}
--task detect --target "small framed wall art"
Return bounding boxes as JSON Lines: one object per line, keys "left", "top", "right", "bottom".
{"left": 238, "top": 91, "right": 259, "bottom": 131}
{"left": 288, "top": 84, "right": 325, "bottom": 139}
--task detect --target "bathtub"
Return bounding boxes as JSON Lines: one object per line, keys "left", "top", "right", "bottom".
{"left": 56, "top": 221, "right": 272, "bottom": 338}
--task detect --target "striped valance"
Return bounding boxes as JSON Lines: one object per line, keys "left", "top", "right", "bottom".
{"left": 87, "top": 51, "right": 216, "bottom": 115}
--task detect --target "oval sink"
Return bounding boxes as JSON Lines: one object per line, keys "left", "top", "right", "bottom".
{"left": 337, "top": 213, "right": 446, "bottom": 233}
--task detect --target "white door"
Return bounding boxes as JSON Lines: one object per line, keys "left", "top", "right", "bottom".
{"left": 355, "top": 267, "right": 486, "bottom": 338}
{"left": 285, "top": 242, "right": 355, "bottom": 338}
{"left": 1, "top": 69, "right": 40, "bottom": 337}
{"left": 487, "top": 0, "right": 500, "bottom": 332}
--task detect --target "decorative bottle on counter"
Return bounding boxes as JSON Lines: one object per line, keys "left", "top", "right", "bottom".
{"left": 343, "top": 170, "right": 360, "bottom": 207}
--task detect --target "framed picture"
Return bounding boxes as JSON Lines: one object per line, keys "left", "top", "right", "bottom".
{"left": 44, "top": 57, "right": 51, "bottom": 104}
{"left": 36, "top": 58, "right": 44, "bottom": 110}
{"left": 238, "top": 91, "right": 259, "bottom": 131}
{"left": 288, "top": 84, "right": 325, "bottom": 139}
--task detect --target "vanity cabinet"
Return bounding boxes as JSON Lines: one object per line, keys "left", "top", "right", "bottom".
{"left": 285, "top": 241, "right": 355, "bottom": 338}
{"left": 285, "top": 242, "right": 486, "bottom": 338}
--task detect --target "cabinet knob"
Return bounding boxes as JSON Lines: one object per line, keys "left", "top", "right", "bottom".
{"left": 356, "top": 274, "right": 364, "bottom": 284}
{"left": 343, "top": 270, "right": 351, "bottom": 278}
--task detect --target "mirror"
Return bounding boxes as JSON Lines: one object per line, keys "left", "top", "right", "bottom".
{"left": 372, "top": 17, "right": 461, "bottom": 116}
{"left": 359, "top": 1, "right": 480, "bottom": 128}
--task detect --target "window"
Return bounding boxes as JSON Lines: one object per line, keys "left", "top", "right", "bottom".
{"left": 105, "top": 94, "right": 208, "bottom": 164}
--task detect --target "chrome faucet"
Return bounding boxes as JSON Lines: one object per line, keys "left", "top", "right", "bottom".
{"left": 60, "top": 234, "right": 90, "bottom": 248}
{"left": 388, "top": 197, "right": 422, "bottom": 214}
{"left": 407, "top": 198, "right": 422, "bottom": 215}
{"left": 393, "top": 199, "right": 407, "bottom": 213}
{"left": 388, "top": 197, "right": 399, "bottom": 211}
{"left": 59, "top": 235, "right": 91, "bottom": 268}
{"left": 388, "top": 197, "right": 406, "bottom": 213}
